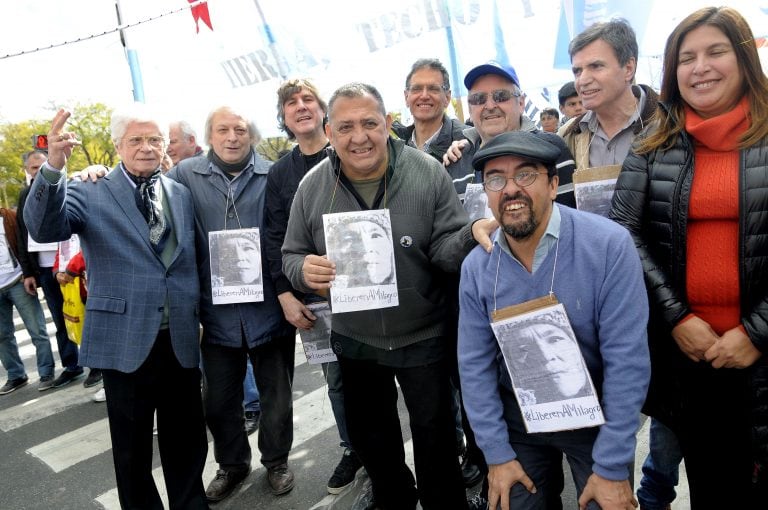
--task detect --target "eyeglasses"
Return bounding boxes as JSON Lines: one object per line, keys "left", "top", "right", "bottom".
{"left": 483, "top": 171, "right": 547, "bottom": 191}
{"left": 406, "top": 84, "right": 447, "bottom": 95}
{"left": 467, "top": 89, "right": 521, "bottom": 106}
{"left": 124, "top": 135, "right": 165, "bottom": 148}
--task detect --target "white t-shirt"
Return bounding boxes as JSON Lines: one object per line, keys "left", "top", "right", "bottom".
{"left": 0, "top": 222, "right": 22, "bottom": 290}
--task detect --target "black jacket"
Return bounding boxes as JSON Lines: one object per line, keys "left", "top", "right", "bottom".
{"left": 264, "top": 144, "right": 328, "bottom": 297}
{"left": 610, "top": 113, "right": 768, "bottom": 469}
{"left": 392, "top": 114, "right": 470, "bottom": 194}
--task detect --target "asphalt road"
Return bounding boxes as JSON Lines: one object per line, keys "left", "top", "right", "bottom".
{"left": 0, "top": 308, "right": 689, "bottom": 509}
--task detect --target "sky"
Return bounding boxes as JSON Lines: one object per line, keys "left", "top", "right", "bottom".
{"left": 1, "top": 0, "right": 766, "bottom": 139}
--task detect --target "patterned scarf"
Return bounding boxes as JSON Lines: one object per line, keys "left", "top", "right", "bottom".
{"left": 123, "top": 165, "right": 168, "bottom": 252}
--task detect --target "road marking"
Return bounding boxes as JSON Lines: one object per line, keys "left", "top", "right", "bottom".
{"left": 27, "top": 418, "right": 111, "bottom": 473}
{"left": 0, "top": 383, "right": 95, "bottom": 431}
{"left": 95, "top": 378, "right": 337, "bottom": 509}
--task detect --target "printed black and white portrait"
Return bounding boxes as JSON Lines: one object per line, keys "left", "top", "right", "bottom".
{"left": 495, "top": 309, "right": 594, "bottom": 405}
{"left": 574, "top": 179, "right": 618, "bottom": 218}
{"left": 463, "top": 183, "right": 492, "bottom": 222}
{"left": 209, "top": 229, "right": 263, "bottom": 286}
{"left": 325, "top": 211, "right": 396, "bottom": 288}
{"left": 323, "top": 210, "right": 399, "bottom": 313}
{"left": 208, "top": 228, "right": 265, "bottom": 305}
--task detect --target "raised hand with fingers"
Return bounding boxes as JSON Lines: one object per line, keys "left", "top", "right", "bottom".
{"left": 46, "top": 109, "right": 82, "bottom": 171}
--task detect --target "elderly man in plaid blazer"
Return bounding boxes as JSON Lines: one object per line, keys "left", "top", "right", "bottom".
{"left": 23, "top": 106, "right": 208, "bottom": 510}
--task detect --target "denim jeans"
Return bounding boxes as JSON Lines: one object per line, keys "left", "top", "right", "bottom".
{"left": 637, "top": 419, "right": 682, "bottom": 509}
{"left": 243, "top": 357, "right": 260, "bottom": 413}
{"left": 321, "top": 360, "right": 351, "bottom": 448}
{"left": 38, "top": 269, "right": 80, "bottom": 371}
{"left": 0, "top": 279, "right": 54, "bottom": 380}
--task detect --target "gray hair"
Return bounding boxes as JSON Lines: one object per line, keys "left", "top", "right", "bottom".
{"left": 170, "top": 120, "right": 197, "bottom": 141}
{"left": 328, "top": 83, "right": 387, "bottom": 121}
{"left": 405, "top": 58, "right": 450, "bottom": 90}
{"left": 204, "top": 106, "right": 261, "bottom": 147}
{"left": 569, "top": 18, "right": 638, "bottom": 78}
{"left": 110, "top": 103, "right": 169, "bottom": 145}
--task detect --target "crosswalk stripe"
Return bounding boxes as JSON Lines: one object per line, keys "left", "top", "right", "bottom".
{"left": 94, "top": 379, "right": 337, "bottom": 509}
{"left": 0, "top": 382, "right": 94, "bottom": 432}
{"left": 27, "top": 418, "right": 111, "bottom": 473}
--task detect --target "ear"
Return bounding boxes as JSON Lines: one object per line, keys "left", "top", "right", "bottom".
{"left": 325, "top": 122, "right": 333, "bottom": 144}
{"left": 624, "top": 57, "right": 637, "bottom": 83}
{"left": 386, "top": 113, "right": 393, "bottom": 131}
{"left": 548, "top": 174, "right": 560, "bottom": 200}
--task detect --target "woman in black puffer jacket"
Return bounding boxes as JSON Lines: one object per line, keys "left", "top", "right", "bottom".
{"left": 610, "top": 6, "right": 768, "bottom": 508}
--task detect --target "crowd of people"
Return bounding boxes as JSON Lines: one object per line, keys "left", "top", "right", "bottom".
{"left": 1, "top": 5, "right": 766, "bottom": 510}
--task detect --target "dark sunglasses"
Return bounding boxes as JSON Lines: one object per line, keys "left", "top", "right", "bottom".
{"left": 467, "top": 89, "right": 521, "bottom": 106}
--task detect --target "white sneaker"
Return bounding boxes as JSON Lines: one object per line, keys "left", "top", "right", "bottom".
{"left": 92, "top": 387, "right": 106, "bottom": 402}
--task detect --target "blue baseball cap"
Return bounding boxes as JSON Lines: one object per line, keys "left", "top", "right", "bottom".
{"left": 464, "top": 61, "right": 520, "bottom": 89}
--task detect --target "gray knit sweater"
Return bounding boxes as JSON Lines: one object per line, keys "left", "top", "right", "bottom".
{"left": 282, "top": 139, "right": 476, "bottom": 349}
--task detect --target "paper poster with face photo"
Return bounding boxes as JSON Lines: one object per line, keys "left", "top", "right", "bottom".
{"left": 491, "top": 303, "right": 605, "bottom": 433}
{"left": 208, "top": 228, "right": 264, "bottom": 304}
{"left": 572, "top": 165, "right": 621, "bottom": 218}
{"left": 298, "top": 302, "right": 337, "bottom": 365}
{"left": 463, "top": 183, "right": 494, "bottom": 222}
{"left": 323, "top": 209, "right": 398, "bottom": 313}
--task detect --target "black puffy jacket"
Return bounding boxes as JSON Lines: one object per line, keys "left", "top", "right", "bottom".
{"left": 610, "top": 114, "right": 768, "bottom": 472}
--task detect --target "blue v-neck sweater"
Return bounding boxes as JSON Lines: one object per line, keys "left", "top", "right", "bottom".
{"left": 458, "top": 204, "right": 650, "bottom": 481}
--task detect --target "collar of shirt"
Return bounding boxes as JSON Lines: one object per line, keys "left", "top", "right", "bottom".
{"left": 409, "top": 122, "right": 443, "bottom": 152}
{"left": 494, "top": 203, "right": 561, "bottom": 273}
{"left": 579, "top": 85, "right": 647, "bottom": 138}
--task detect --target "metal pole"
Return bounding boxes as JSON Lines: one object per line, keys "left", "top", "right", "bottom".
{"left": 115, "top": 0, "right": 145, "bottom": 102}
{"left": 252, "top": 0, "right": 288, "bottom": 80}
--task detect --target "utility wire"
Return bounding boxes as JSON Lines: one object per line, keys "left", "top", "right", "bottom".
{"left": 0, "top": 1, "right": 209, "bottom": 61}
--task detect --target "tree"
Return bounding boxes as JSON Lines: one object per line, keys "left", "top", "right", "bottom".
{"left": 256, "top": 136, "right": 294, "bottom": 162}
{"left": 0, "top": 103, "right": 115, "bottom": 208}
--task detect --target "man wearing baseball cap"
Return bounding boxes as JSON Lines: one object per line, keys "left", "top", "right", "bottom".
{"left": 457, "top": 130, "right": 650, "bottom": 510}
{"left": 446, "top": 61, "right": 575, "bottom": 208}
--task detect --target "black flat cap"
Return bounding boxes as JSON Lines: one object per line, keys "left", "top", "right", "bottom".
{"left": 472, "top": 131, "right": 562, "bottom": 173}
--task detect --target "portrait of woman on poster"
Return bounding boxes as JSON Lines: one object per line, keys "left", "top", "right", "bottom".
{"left": 610, "top": 6, "right": 768, "bottom": 506}
{"left": 501, "top": 318, "right": 592, "bottom": 405}
{"left": 328, "top": 215, "right": 395, "bottom": 288}
{"left": 211, "top": 230, "right": 262, "bottom": 287}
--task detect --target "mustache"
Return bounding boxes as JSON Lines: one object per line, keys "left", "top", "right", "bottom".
{"left": 500, "top": 192, "right": 532, "bottom": 208}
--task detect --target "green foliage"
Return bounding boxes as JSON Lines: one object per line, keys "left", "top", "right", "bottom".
{"left": 0, "top": 103, "right": 116, "bottom": 208}
{"left": 256, "top": 137, "right": 295, "bottom": 162}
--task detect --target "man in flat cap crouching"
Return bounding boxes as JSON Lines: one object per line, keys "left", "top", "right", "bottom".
{"left": 457, "top": 130, "right": 650, "bottom": 510}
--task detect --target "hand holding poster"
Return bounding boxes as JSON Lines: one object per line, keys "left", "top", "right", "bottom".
{"left": 298, "top": 302, "right": 336, "bottom": 364}
{"left": 323, "top": 209, "right": 398, "bottom": 313}
{"left": 491, "top": 303, "right": 604, "bottom": 433}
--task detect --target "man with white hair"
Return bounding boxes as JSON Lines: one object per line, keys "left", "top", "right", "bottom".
{"left": 167, "top": 105, "right": 296, "bottom": 502}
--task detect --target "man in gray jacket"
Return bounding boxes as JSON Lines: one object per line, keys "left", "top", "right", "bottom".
{"left": 167, "top": 106, "right": 295, "bottom": 502}
{"left": 282, "top": 83, "right": 489, "bottom": 510}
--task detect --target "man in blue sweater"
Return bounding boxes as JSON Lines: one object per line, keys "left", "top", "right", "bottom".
{"left": 458, "top": 130, "right": 650, "bottom": 510}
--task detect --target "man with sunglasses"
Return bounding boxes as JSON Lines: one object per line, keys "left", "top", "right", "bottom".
{"left": 458, "top": 130, "right": 649, "bottom": 510}
{"left": 445, "top": 62, "right": 575, "bottom": 208}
